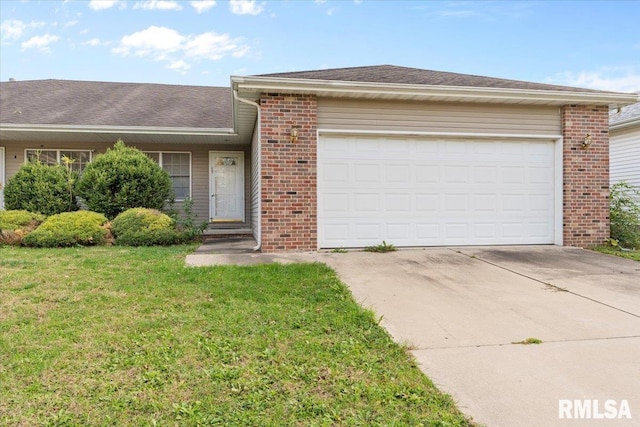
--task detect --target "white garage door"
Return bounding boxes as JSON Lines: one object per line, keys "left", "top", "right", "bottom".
{"left": 318, "top": 135, "right": 556, "bottom": 248}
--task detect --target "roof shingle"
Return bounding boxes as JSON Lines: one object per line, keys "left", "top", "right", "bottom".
{"left": 0, "top": 79, "right": 233, "bottom": 128}
{"left": 256, "top": 64, "right": 620, "bottom": 94}
{"left": 610, "top": 100, "right": 640, "bottom": 125}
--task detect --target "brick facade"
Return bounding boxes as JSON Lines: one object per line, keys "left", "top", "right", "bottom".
{"left": 561, "top": 104, "right": 611, "bottom": 247}
{"left": 257, "top": 98, "right": 611, "bottom": 251}
{"left": 259, "top": 94, "right": 317, "bottom": 252}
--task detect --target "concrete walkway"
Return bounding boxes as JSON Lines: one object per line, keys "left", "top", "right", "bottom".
{"left": 186, "top": 245, "right": 640, "bottom": 427}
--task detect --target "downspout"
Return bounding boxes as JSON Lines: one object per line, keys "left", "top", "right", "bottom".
{"left": 233, "top": 90, "right": 262, "bottom": 251}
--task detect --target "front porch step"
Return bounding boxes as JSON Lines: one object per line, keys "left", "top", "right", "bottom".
{"left": 203, "top": 227, "right": 253, "bottom": 237}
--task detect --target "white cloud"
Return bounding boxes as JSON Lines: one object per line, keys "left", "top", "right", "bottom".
{"left": 113, "top": 26, "right": 250, "bottom": 73}
{"left": 88, "top": 0, "right": 122, "bottom": 11}
{"left": 1, "top": 19, "right": 45, "bottom": 41}
{"left": 82, "top": 38, "right": 109, "bottom": 47}
{"left": 133, "top": 1, "right": 183, "bottom": 11}
{"left": 63, "top": 20, "right": 79, "bottom": 30}
{"left": 113, "top": 26, "right": 184, "bottom": 57}
{"left": 184, "top": 32, "right": 248, "bottom": 60}
{"left": 190, "top": 0, "right": 216, "bottom": 13}
{"left": 21, "top": 34, "right": 60, "bottom": 51}
{"left": 547, "top": 67, "right": 640, "bottom": 93}
{"left": 168, "top": 59, "right": 191, "bottom": 73}
{"left": 314, "top": 0, "right": 327, "bottom": 3}
{"left": 229, "top": 0, "right": 263, "bottom": 15}
{"left": 1, "top": 19, "right": 27, "bottom": 40}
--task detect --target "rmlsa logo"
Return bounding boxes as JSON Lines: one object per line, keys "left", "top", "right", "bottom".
{"left": 559, "top": 399, "right": 632, "bottom": 419}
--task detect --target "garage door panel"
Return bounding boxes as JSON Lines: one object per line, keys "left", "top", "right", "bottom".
{"left": 355, "top": 224, "right": 381, "bottom": 240}
{"left": 322, "top": 163, "right": 349, "bottom": 184}
{"left": 322, "top": 193, "right": 349, "bottom": 213}
{"left": 416, "top": 165, "right": 441, "bottom": 183}
{"left": 318, "top": 136, "right": 555, "bottom": 248}
{"left": 354, "top": 164, "right": 379, "bottom": 183}
{"left": 385, "top": 193, "right": 411, "bottom": 212}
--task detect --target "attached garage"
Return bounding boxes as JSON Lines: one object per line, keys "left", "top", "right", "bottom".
{"left": 318, "top": 134, "right": 559, "bottom": 248}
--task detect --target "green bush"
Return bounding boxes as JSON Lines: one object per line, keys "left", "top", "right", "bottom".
{"left": 610, "top": 181, "right": 640, "bottom": 249}
{"left": 77, "top": 140, "right": 174, "bottom": 219}
{"left": 4, "top": 161, "right": 78, "bottom": 215}
{"left": 112, "top": 208, "right": 186, "bottom": 246}
{"left": 0, "top": 210, "right": 46, "bottom": 231}
{"left": 23, "top": 211, "right": 108, "bottom": 248}
{"left": 0, "top": 210, "right": 46, "bottom": 246}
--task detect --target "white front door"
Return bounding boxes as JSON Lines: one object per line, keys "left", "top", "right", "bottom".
{"left": 0, "top": 147, "right": 5, "bottom": 210}
{"left": 209, "top": 151, "right": 244, "bottom": 221}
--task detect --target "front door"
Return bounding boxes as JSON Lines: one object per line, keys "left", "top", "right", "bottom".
{"left": 0, "top": 147, "right": 5, "bottom": 209}
{"left": 209, "top": 151, "right": 244, "bottom": 221}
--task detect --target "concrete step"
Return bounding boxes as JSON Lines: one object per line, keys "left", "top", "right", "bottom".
{"left": 203, "top": 227, "right": 253, "bottom": 237}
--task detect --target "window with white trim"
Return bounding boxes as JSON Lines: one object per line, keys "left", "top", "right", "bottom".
{"left": 144, "top": 151, "right": 191, "bottom": 200}
{"left": 25, "top": 149, "right": 92, "bottom": 173}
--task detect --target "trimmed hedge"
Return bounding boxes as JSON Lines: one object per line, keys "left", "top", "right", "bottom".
{"left": 77, "top": 140, "right": 174, "bottom": 219}
{"left": 23, "top": 211, "right": 108, "bottom": 248}
{"left": 112, "top": 208, "right": 186, "bottom": 246}
{"left": 4, "top": 161, "right": 78, "bottom": 215}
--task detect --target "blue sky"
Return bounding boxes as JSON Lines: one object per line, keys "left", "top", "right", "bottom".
{"left": 1, "top": 0, "right": 639, "bottom": 92}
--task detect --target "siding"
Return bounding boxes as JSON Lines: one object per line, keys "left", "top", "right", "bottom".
{"left": 0, "top": 140, "right": 251, "bottom": 224}
{"left": 318, "top": 98, "right": 562, "bottom": 136}
{"left": 610, "top": 125, "right": 640, "bottom": 188}
{"left": 0, "top": 147, "right": 4, "bottom": 209}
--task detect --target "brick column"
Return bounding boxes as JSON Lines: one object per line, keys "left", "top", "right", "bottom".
{"left": 561, "top": 104, "right": 610, "bottom": 247}
{"left": 259, "top": 94, "right": 317, "bottom": 252}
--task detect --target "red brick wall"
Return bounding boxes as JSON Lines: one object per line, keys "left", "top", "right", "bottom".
{"left": 561, "top": 104, "right": 610, "bottom": 247}
{"left": 259, "top": 94, "right": 317, "bottom": 252}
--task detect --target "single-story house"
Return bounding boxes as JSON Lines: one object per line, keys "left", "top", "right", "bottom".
{"left": 1, "top": 65, "right": 639, "bottom": 251}
{"left": 610, "top": 100, "right": 640, "bottom": 190}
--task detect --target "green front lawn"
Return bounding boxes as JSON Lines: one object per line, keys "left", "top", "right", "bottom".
{"left": 0, "top": 246, "right": 473, "bottom": 426}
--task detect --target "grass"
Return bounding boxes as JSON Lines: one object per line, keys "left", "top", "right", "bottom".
{"left": 592, "top": 245, "right": 640, "bottom": 262}
{"left": 511, "top": 338, "right": 542, "bottom": 345}
{"left": 0, "top": 245, "right": 473, "bottom": 426}
{"left": 364, "top": 241, "right": 397, "bottom": 253}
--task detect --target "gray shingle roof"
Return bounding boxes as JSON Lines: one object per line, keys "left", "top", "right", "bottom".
{"left": 0, "top": 79, "right": 233, "bottom": 128}
{"left": 257, "top": 64, "right": 619, "bottom": 94}
{"left": 610, "top": 100, "right": 640, "bottom": 125}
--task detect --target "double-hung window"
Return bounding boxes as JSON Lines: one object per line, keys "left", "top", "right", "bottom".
{"left": 144, "top": 152, "right": 191, "bottom": 200}
{"left": 25, "top": 149, "right": 92, "bottom": 173}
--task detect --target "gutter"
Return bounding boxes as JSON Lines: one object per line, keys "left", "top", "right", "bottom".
{"left": 0, "top": 123, "right": 236, "bottom": 136}
{"left": 233, "top": 89, "right": 262, "bottom": 252}
{"left": 232, "top": 76, "right": 639, "bottom": 107}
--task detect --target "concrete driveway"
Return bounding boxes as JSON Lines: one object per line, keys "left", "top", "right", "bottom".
{"left": 322, "top": 246, "right": 640, "bottom": 427}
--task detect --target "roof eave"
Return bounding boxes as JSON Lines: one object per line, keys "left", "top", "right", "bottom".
{"left": 610, "top": 116, "right": 640, "bottom": 131}
{"left": 232, "top": 76, "right": 639, "bottom": 107}
{"left": 0, "top": 123, "right": 236, "bottom": 136}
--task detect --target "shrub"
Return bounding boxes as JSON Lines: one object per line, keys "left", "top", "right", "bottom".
{"left": 23, "top": 211, "right": 108, "bottom": 248}
{"left": 0, "top": 210, "right": 46, "bottom": 246}
{"left": 112, "top": 208, "right": 186, "bottom": 246}
{"left": 610, "top": 181, "right": 640, "bottom": 249}
{"left": 77, "top": 140, "right": 174, "bottom": 219}
{"left": 4, "top": 161, "right": 78, "bottom": 215}
{"left": 0, "top": 210, "right": 46, "bottom": 231}
{"left": 174, "top": 197, "right": 208, "bottom": 238}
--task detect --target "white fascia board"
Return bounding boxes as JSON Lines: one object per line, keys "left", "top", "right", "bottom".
{"left": 232, "top": 76, "right": 639, "bottom": 106}
{"left": 0, "top": 123, "right": 236, "bottom": 136}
